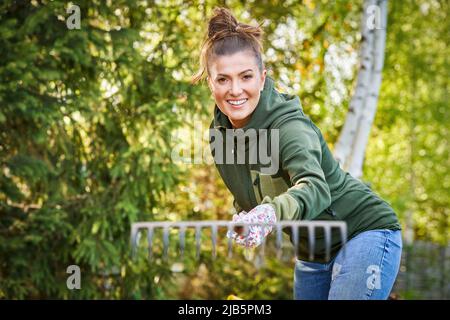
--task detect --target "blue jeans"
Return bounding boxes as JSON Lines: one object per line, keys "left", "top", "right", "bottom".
{"left": 293, "top": 229, "right": 402, "bottom": 300}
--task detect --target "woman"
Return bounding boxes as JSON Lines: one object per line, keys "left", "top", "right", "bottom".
{"left": 191, "top": 7, "right": 402, "bottom": 300}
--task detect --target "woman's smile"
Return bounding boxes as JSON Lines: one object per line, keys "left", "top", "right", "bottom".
{"left": 227, "top": 98, "right": 248, "bottom": 108}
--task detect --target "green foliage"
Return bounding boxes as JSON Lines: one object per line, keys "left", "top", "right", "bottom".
{"left": 0, "top": 0, "right": 210, "bottom": 299}
{"left": 363, "top": 0, "right": 449, "bottom": 245}
{"left": 0, "top": 0, "right": 447, "bottom": 299}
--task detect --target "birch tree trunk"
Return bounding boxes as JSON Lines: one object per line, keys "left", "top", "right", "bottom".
{"left": 334, "top": 0, "right": 388, "bottom": 179}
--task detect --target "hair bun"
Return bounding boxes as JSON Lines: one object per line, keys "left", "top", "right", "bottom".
{"left": 207, "top": 7, "right": 263, "bottom": 43}
{"left": 191, "top": 7, "right": 265, "bottom": 85}
{"left": 207, "top": 8, "right": 239, "bottom": 37}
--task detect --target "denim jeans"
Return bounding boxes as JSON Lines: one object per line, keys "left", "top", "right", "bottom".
{"left": 293, "top": 229, "right": 402, "bottom": 300}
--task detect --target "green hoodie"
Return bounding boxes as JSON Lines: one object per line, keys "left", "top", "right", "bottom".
{"left": 210, "top": 76, "right": 401, "bottom": 262}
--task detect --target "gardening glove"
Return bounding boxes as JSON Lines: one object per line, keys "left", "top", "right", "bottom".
{"left": 226, "top": 204, "right": 277, "bottom": 248}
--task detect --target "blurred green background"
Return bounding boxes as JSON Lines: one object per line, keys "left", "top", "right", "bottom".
{"left": 0, "top": 0, "right": 448, "bottom": 299}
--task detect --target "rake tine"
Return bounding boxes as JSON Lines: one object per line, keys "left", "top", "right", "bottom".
{"left": 179, "top": 226, "right": 186, "bottom": 258}
{"left": 259, "top": 224, "right": 267, "bottom": 266}
{"left": 147, "top": 227, "right": 154, "bottom": 259}
{"left": 291, "top": 224, "right": 299, "bottom": 258}
{"left": 276, "top": 224, "right": 283, "bottom": 260}
{"left": 227, "top": 223, "right": 233, "bottom": 258}
{"left": 339, "top": 224, "right": 347, "bottom": 259}
{"left": 162, "top": 225, "right": 169, "bottom": 260}
{"left": 130, "top": 225, "right": 139, "bottom": 258}
{"left": 211, "top": 224, "right": 218, "bottom": 259}
{"left": 195, "top": 225, "right": 201, "bottom": 259}
{"left": 324, "top": 225, "right": 331, "bottom": 262}
{"left": 244, "top": 223, "right": 249, "bottom": 248}
{"left": 243, "top": 223, "right": 252, "bottom": 260}
{"left": 308, "top": 224, "right": 315, "bottom": 261}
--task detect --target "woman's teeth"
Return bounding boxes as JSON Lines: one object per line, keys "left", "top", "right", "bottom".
{"left": 227, "top": 99, "right": 248, "bottom": 106}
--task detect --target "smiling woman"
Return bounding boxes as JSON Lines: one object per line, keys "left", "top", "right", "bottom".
{"left": 190, "top": 7, "right": 402, "bottom": 300}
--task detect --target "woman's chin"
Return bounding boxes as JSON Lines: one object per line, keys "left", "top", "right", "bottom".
{"left": 228, "top": 114, "right": 252, "bottom": 128}
{"left": 226, "top": 105, "right": 251, "bottom": 117}
{"left": 228, "top": 112, "right": 247, "bottom": 121}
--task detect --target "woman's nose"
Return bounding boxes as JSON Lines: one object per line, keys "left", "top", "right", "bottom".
{"left": 230, "top": 80, "right": 243, "bottom": 96}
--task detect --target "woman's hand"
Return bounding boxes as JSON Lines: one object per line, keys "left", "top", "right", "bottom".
{"left": 226, "top": 204, "right": 277, "bottom": 248}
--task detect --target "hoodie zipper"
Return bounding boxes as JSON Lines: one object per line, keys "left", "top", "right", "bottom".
{"left": 253, "top": 174, "right": 263, "bottom": 202}
{"left": 326, "top": 207, "right": 336, "bottom": 217}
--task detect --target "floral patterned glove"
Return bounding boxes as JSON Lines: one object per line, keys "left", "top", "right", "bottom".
{"left": 226, "top": 204, "right": 277, "bottom": 248}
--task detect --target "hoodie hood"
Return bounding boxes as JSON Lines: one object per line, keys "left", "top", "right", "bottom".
{"left": 213, "top": 76, "right": 304, "bottom": 131}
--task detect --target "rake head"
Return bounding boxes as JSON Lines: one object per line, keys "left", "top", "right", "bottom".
{"left": 130, "top": 220, "right": 347, "bottom": 264}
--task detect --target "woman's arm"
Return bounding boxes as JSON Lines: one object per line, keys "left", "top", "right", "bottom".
{"left": 261, "top": 118, "right": 331, "bottom": 221}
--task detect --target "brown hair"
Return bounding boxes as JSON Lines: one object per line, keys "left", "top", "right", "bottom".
{"left": 191, "top": 7, "right": 265, "bottom": 85}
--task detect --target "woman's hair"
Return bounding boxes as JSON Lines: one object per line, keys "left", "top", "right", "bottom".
{"left": 191, "top": 7, "right": 265, "bottom": 84}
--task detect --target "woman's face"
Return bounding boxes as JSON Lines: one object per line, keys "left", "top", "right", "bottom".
{"left": 207, "top": 50, "right": 266, "bottom": 128}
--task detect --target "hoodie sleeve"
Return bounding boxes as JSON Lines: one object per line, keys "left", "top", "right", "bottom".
{"left": 232, "top": 198, "right": 244, "bottom": 214}
{"left": 261, "top": 118, "right": 331, "bottom": 221}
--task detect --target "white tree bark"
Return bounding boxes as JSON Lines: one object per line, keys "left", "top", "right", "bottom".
{"left": 334, "top": 0, "right": 388, "bottom": 179}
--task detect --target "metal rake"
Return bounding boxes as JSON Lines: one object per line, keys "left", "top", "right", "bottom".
{"left": 131, "top": 220, "right": 347, "bottom": 263}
